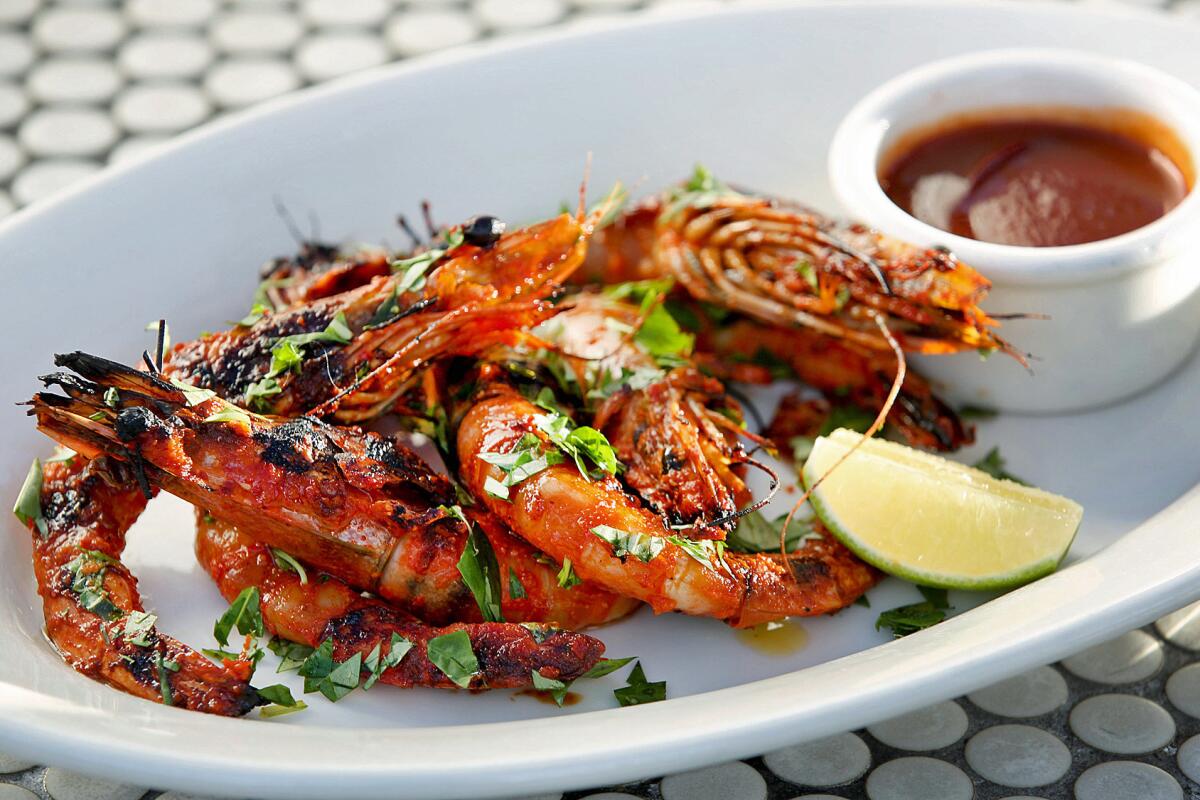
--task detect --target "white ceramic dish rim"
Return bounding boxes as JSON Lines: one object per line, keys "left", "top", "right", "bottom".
{"left": 827, "top": 47, "right": 1200, "bottom": 286}
{"left": 2, "top": 5, "right": 1200, "bottom": 799}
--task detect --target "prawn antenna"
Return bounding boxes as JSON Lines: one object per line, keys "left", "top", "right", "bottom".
{"left": 779, "top": 310, "right": 906, "bottom": 571}
{"left": 577, "top": 152, "right": 593, "bottom": 221}
{"left": 272, "top": 195, "right": 308, "bottom": 247}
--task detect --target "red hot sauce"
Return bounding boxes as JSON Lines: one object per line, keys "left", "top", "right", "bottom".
{"left": 878, "top": 108, "right": 1191, "bottom": 247}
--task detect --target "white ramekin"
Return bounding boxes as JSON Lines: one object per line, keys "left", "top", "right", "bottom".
{"left": 828, "top": 49, "right": 1200, "bottom": 414}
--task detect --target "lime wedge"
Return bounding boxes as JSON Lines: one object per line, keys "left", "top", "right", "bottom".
{"left": 802, "top": 429, "right": 1083, "bottom": 591}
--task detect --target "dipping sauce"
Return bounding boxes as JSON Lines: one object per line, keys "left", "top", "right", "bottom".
{"left": 735, "top": 619, "right": 808, "bottom": 657}
{"left": 878, "top": 109, "right": 1190, "bottom": 246}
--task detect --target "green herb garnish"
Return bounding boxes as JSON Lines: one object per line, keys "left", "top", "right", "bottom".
{"left": 453, "top": 506, "right": 504, "bottom": 622}
{"left": 613, "top": 661, "right": 666, "bottom": 707}
{"left": 534, "top": 413, "right": 620, "bottom": 480}
{"left": 156, "top": 651, "right": 179, "bottom": 706}
{"left": 363, "top": 633, "right": 413, "bottom": 691}
{"left": 13, "top": 458, "right": 47, "bottom": 537}
{"left": 271, "top": 548, "right": 308, "bottom": 585}
{"left": 972, "top": 447, "right": 1029, "bottom": 486}
{"left": 391, "top": 229, "right": 465, "bottom": 293}
{"left": 213, "top": 586, "right": 264, "bottom": 648}
{"left": 556, "top": 558, "right": 582, "bottom": 590}
{"left": 122, "top": 610, "right": 157, "bottom": 647}
{"left": 268, "top": 637, "right": 314, "bottom": 673}
{"left": 257, "top": 683, "right": 307, "bottom": 717}
{"left": 426, "top": 630, "right": 478, "bottom": 689}
{"left": 726, "top": 510, "right": 820, "bottom": 554}
{"left": 508, "top": 568, "right": 527, "bottom": 600}
{"left": 591, "top": 525, "right": 665, "bottom": 563}
{"left": 64, "top": 549, "right": 122, "bottom": 620}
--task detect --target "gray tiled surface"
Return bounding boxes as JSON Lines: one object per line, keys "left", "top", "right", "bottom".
{"left": 4, "top": 1, "right": 1200, "bottom": 799}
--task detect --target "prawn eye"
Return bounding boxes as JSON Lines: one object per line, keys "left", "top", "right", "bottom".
{"left": 462, "top": 215, "right": 505, "bottom": 248}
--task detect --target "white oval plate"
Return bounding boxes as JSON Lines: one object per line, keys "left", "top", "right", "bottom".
{"left": 3, "top": 3, "right": 1200, "bottom": 798}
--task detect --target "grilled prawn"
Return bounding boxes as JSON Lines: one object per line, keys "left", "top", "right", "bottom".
{"left": 167, "top": 211, "right": 596, "bottom": 423}
{"left": 19, "top": 456, "right": 261, "bottom": 715}
{"left": 29, "top": 352, "right": 632, "bottom": 631}
{"left": 590, "top": 169, "right": 1018, "bottom": 359}
{"left": 196, "top": 514, "right": 606, "bottom": 688}
{"left": 457, "top": 383, "right": 878, "bottom": 628}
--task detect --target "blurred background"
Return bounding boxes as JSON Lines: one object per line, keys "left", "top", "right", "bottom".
{"left": 0, "top": 0, "right": 1195, "bottom": 222}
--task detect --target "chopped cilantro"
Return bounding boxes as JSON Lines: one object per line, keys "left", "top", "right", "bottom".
{"left": 426, "top": 630, "right": 478, "bottom": 689}
{"left": 238, "top": 302, "right": 271, "bottom": 327}
{"left": 169, "top": 377, "right": 217, "bottom": 407}
{"left": 634, "top": 304, "right": 694, "bottom": 365}
{"left": 213, "top": 586, "right": 264, "bottom": 648}
{"left": 243, "top": 313, "right": 353, "bottom": 408}
{"left": 854, "top": 594, "right": 871, "bottom": 608}
{"left": 666, "top": 535, "right": 728, "bottom": 572}
{"left": 103, "top": 387, "right": 120, "bottom": 408}
{"left": 204, "top": 405, "right": 252, "bottom": 425}
{"left": 532, "top": 669, "right": 570, "bottom": 706}
{"left": 64, "top": 549, "right": 121, "bottom": 620}
{"left": 478, "top": 432, "right": 565, "bottom": 501}
{"left": 819, "top": 405, "right": 875, "bottom": 437}
{"left": 256, "top": 683, "right": 306, "bottom": 717}
{"left": 662, "top": 164, "right": 736, "bottom": 220}
{"left": 156, "top": 651, "right": 179, "bottom": 706}
{"left": 958, "top": 405, "right": 998, "bottom": 420}
{"left": 298, "top": 640, "right": 362, "bottom": 702}
{"left": 556, "top": 558, "right": 582, "bottom": 590}
{"left": 271, "top": 548, "right": 308, "bottom": 585}
{"left": 726, "top": 510, "right": 820, "bottom": 554}
{"left": 363, "top": 633, "right": 413, "bottom": 691}
{"left": 453, "top": 507, "right": 505, "bottom": 622}
{"left": 613, "top": 661, "right": 666, "bottom": 707}
{"left": 391, "top": 229, "right": 465, "bottom": 293}
{"left": 918, "top": 585, "right": 950, "bottom": 609}
{"left": 972, "top": 447, "right": 1029, "bottom": 485}
{"left": 13, "top": 458, "right": 47, "bottom": 537}
{"left": 534, "top": 412, "right": 620, "bottom": 480}
{"left": 581, "top": 656, "right": 636, "bottom": 679}
{"left": 122, "top": 610, "right": 157, "bottom": 647}
{"left": 268, "top": 637, "right": 314, "bottom": 673}
{"left": 875, "top": 601, "right": 946, "bottom": 638}
{"left": 508, "top": 568, "right": 527, "bottom": 600}
{"left": 364, "top": 287, "right": 402, "bottom": 330}
{"left": 591, "top": 525, "right": 665, "bottom": 563}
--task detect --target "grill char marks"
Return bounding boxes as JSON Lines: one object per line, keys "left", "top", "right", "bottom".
{"left": 165, "top": 305, "right": 341, "bottom": 409}
{"left": 254, "top": 417, "right": 338, "bottom": 475}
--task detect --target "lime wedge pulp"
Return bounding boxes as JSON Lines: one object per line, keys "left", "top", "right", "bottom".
{"left": 802, "top": 429, "right": 1083, "bottom": 591}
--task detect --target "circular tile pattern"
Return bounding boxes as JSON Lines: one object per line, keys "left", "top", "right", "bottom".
{"left": 0, "top": 134, "right": 27, "bottom": 182}
{"left": 124, "top": 0, "right": 216, "bottom": 28}
{"left": 113, "top": 83, "right": 211, "bottom": 133}
{"left": 12, "top": 158, "right": 98, "bottom": 205}
{"left": 866, "top": 701, "right": 968, "bottom": 752}
{"left": 1073, "top": 761, "right": 1182, "bottom": 800}
{"left": 0, "top": 83, "right": 30, "bottom": 128}
{"left": 1165, "top": 662, "right": 1200, "bottom": 718}
{"left": 1156, "top": 600, "right": 1200, "bottom": 650}
{"left": 0, "top": 32, "right": 34, "bottom": 77}
{"left": 763, "top": 733, "right": 871, "bottom": 788}
{"left": 19, "top": 108, "right": 117, "bottom": 157}
{"left": 118, "top": 34, "right": 214, "bottom": 79}
{"left": 33, "top": 7, "right": 126, "bottom": 52}
{"left": 0, "top": 0, "right": 39, "bottom": 26}
{"left": 661, "top": 762, "right": 767, "bottom": 800}
{"left": 204, "top": 58, "right": 299, "bottom": 108}
{"left": 967, "top": 665, "right": 1068, "bottom": 718}
{"left": 964, "top": 724, "right": 1072, "bottom": 788}
{"left": 475, "top": 0, "right": 567, "bottom": 30}
{"left": 864, "top": 757, "right": 972, "bottom": 800}
{"left": 1061, "top": 630, "right": 1164, "bottom": 684}
{"left": 26, "top": 58, "right": 122, "bottom": 103}
{"left": 107, "top": 134, "right": 166, "bottom": 164}
{"left": 294, "top": 32, "right": 388, "bottom": 82}
{"left": 578, "top": 795, "right": 643, "bottom": 800}
{"left": 301, "top": 0, "right": 389, "bottom": 28}
{"left": 385, "top": 10, "right": 481, "bottom": 57}
{"left": 1177, "top": 733, "right": 1200, "bottom": 783}
{"left": 210, "top": 11, "right": 304, "bottom": 54}
{"left": 1070, "top": 694, "right": 1176, "bottom": 754}
{"left": 43, "top": 767, "right": 144, "bottom": 800}
{"left": 0, "top": 751, "right": 35, "bottom": 774}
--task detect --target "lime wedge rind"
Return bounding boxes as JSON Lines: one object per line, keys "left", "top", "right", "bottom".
{"left": 801, "top": 429, "right": 1083, "bottom": 592}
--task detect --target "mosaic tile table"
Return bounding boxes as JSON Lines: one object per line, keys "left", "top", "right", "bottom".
{"left": 5, "top": 1, "right": 1200, "bottom": 799}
